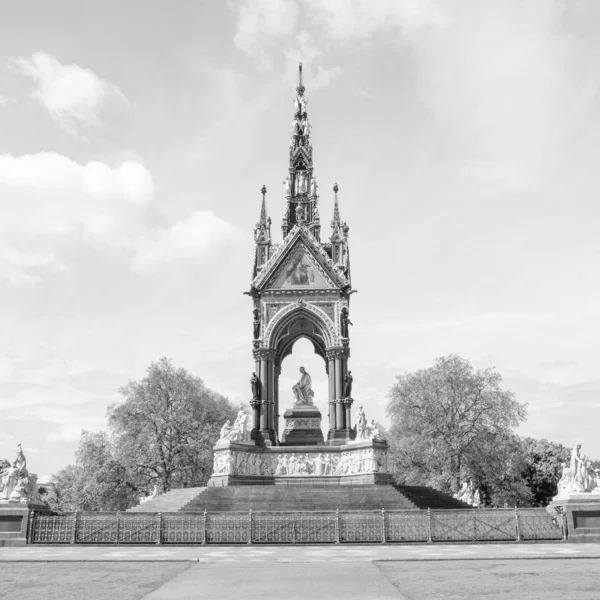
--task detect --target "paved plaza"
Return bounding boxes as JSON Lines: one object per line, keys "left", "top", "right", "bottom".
{"left": 3, "top": 543, "right": 600, "bottom": 600}
{"left": 2, "top": 542, "right": 600, "bottom": 562}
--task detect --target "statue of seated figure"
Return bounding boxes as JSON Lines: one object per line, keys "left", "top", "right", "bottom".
{"left": 292, "top": 366, "right": 314, "bottom": 406}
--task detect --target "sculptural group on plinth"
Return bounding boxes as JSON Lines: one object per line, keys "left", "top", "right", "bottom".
{"left": 549, "top": 443, "right": 600, "bottom": 542}
{"left": 355, "top": 406, "right": 383, "bottom": 442}
{"left": 554, "top": 443, "right": 600, "bottom": 499}
{"left": 0, "top": 444, "right": 41, "bottom": 504}
{"left": 217, "top": 409, "right": 252, "bottom": 444}
{"left": 453, "top": 479, "right": 482, "bottom": 508}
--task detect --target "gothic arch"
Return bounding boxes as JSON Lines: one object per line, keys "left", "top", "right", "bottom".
{"left": 265, "top": 302, "right": 336, "bottom": 365}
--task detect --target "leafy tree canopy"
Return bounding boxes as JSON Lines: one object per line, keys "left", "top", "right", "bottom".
{"left": 386, "top": 354, "right": 528, "bottom": 506}
{"left": 50, "top": 358, "right": 238, "bottom": 511}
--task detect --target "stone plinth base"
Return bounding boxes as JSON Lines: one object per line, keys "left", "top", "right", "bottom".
{"left": 549, "top": 495, "right": 600, "bottom": 542}
{"left": 209, "top": 439, "right": 389, "bottom": 486}
{"left": 0, "top": 501, "right": 49, "bottom": 546}
{"left": 209, "top": 472, "right": 393, "bottom": 487}
{"left": 280, "top": 405, "right": 324, "bottom": 446}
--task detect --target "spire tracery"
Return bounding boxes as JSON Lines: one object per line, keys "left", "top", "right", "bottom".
{"left": 283, "top": 62, "right": 320, "bottom": 241}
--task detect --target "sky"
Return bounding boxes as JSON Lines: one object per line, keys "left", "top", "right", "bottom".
{"left": 1, "top": 0, "right": 600, "bottom": 481}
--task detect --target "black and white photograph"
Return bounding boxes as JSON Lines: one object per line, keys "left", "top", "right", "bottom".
{"left": 1, "top": 1, "right": 600, "bottom": 598}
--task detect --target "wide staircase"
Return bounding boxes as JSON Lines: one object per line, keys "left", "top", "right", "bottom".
{"left": 127, "top": 487, "right": 207, "bottom": 513}
{"left": 128, "top": 485, "right": 471, "bottom": 513}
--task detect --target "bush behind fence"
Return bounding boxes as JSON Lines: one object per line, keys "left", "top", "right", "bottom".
{"left": 29, "top": 508, "right": 565, "bottom": 544}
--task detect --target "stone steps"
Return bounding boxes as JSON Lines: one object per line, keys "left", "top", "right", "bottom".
{"left": 126, "top": 487, "right": 207, "bottom": 512}
{"left": 180, "top": 485, "right": 469, "bottom": 513}
{"left": 126, "top": 484, "right": 470, "bottom": 513}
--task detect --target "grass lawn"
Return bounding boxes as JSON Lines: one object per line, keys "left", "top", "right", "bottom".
{"left": 377, "top": 558, "right": 600, "bottom": 600}
{"left": 2, "top": 562, "right": 195, "bottom": 600}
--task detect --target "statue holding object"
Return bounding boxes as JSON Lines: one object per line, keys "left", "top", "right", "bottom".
{"left": 341, "top": 307, "right": 353, "bottom": 337}
{"left": 250, "top": 372, "right": 261, "bottom": 401}
{"left": 343, "top": 371, "right": 353, "bottom": 399}
{"left": 253, "top": 308, "right": 260, "bottom": 339}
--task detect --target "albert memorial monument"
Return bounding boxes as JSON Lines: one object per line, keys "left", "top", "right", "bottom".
{"left": 209, "top": 64, "right": 389, "bottom": 485}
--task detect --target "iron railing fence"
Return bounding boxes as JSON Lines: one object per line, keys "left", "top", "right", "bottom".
{"left": 28, "top": 508, "right": 565, "bottom": 545}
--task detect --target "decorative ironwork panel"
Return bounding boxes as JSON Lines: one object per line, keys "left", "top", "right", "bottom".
{"left": 118, "top": 514, "right": 160, "bottom": 544}
{"left": 339, "top": 512, "right": 382, "bottom": 543}
{"left": 76, "top": 513, "right": 119, "bottom": 543}
{"left": 30, "top": 514, "right": 75, "bottom": 544}
{"left": 430, "top": 510, "right": 476, "bottom": 542}
{"left": 252, "top": 512, "right": 295, "bottom": 543}
{"left": 294, "top": 512, "right": 337, "bottom": 543}
{"left": 472, "top": 509, "right": 517, "bottom": 541}
{"left": 518, "top": 508, "right": 563, "bottom": 540}
{"left": 162, "top": 515, "right": 205, "bottom": 544}
{"left": 206, "top": 513, "right": 249, "bottom": 544}
{"left": 385, "top": 511, "right": 429, "bottom": 542}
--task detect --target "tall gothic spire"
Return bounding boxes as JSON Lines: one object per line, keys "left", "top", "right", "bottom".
{"left": 282, "top": 63, "right": 320, "bottom": 241}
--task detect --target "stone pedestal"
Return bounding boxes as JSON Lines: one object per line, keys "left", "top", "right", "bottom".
{"left": 280, "top": 405, "right": 324, "bottom": 446}
{"left": 208, "top": 439, "right": 390, "bottom": 486}
{"left": 0, "top": 501, "right": 49, "bottom": 547}
{"left": 549, "top": 495, "right": 600, "bottom": 542}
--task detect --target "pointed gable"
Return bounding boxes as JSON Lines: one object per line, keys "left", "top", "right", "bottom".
{"left": 252, "top": 226, "right": 348, "bottom": 291}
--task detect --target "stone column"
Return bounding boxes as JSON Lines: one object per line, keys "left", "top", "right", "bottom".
{"left": 274, "top": 364, "right": 281, "bottom": 439}
{"left": 334, "top": 357, "right": 344, "bottom": 427}
{"left": 268, "top": 359, "right": 276, "bottom": 431}
{"left": 328, "top": 357, "right": 336, "bottom": 430}
{"left": 344, "top": 398, "right": 353, "bottom": 431}
{"left": 253, "top": 348, "right": 276, "bottom": 445}
{"left": 259, "top": 359, "right": 268, "bottom": 430}
{"left": 250, "top": 399, "right": 261, "bottom": 434}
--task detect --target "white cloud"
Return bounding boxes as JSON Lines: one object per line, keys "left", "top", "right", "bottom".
{"left": 231, "top": 1, "right": 343, "bottom": 87}
{"left": 0, "top": 151, "right": 240, "bottom": 284}
{"left": 233, "top": 0, "right": 300, "bottom": 70}
{"left": 0, "top": 152, "right": 153, "bottom": 204}
{"left": 133, "top": 210, "right": 243, "bottom": 272}
{"left": 8, "top": 51, "right": 128, "bottom": 139}
{"left": 0, "top": 95, "right": 15, "bottom": 107}
{"left": 302, "top": 0, "right": 447, "bottom": 39}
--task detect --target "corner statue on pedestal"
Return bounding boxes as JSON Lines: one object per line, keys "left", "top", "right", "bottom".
{"left": 292, "top": 366, "right": 314, "bottom": 406}
{"left": 553, "top": 443, "right": 600, "bottom": 499}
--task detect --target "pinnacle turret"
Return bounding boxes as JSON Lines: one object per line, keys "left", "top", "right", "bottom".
{"left": 254, "top": 185, "right": 271, "bottom": 272}
{"left": 330, "top": 183, "right": 349, "bottom": 277}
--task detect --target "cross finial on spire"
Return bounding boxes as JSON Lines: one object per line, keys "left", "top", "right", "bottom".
{"left": 296, "top": 62, "right": 305, "bottom": 96}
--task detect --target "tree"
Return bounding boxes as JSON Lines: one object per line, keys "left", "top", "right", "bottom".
{"left": 520, "top": 437, "right": 571, "bottom": 506}
{"left": 108, "top": 357, "right": 238, "bottom": 493}
{"left": 50, "top": 431, "right": 138, "bottom": 512}
{"left": 386, "top": 354, "right": 528, "bottom": 505}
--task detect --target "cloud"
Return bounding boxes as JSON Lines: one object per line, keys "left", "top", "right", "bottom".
{"left": 233, "top": 0, "right": 300, "bottom": 70}
{"left": 302, "top": 0, "right": 447, "bottom": 39}
{"left": 231, "top": 1, "right": 343, "bottom": 88}
{"left": 0, "top": 95, "right": 15, "bottom": 107}
{"left": 133, "top": 210, "right": 243, "bottom": 272}
{"left": 8, "top": 51, "right": 128, "bottom": 139}
{"left": 231, "top": 1, "right": 600, "bottom": 190}
{"left": 0, "top": 152, "right": 154, "bottom": 204}
{"left": 0, "top": 151, "right": 241, "bottom": 284}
